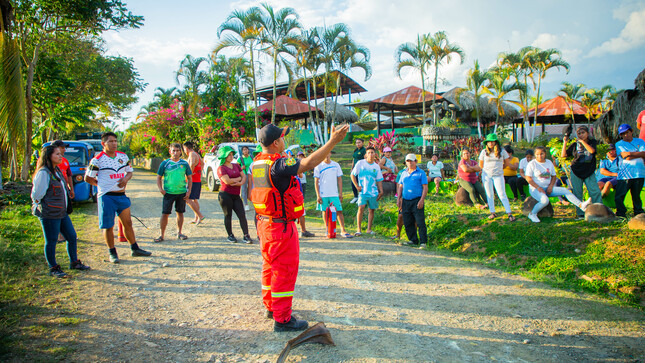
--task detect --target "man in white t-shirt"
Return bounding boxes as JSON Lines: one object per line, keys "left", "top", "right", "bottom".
{"left": 85, "top": 132, "right": 152, "bottom": 263}
{"left": 314, "top": 153, "right": 352, "bottom": 238}
{"left": 426, "top": 154, "right": 445, "bottom": 194}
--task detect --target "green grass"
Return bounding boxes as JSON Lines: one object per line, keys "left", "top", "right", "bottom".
{"left": 304, "top": 141, "right": 645, "bottom": 309}
{"left": 0, "top": 200, "right": 93, "bottom": 360}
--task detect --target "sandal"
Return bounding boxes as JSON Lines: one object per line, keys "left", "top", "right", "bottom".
{"left": 508, "top": 214, "right": 516, "bottom": 222}
{"left": 177, "top": 233, "right": 188, "bottom": 240}
{"left": 354, "top": 232, "right": 362, "bottom": 237}
{"left": 488, "top": 213, "right": 497, "bottom": 219}
{"left": 195, "top": 217, "right": 206, "bottom": 225}
{"left": 153, "top": 236, "right": 164, "bottom": 243}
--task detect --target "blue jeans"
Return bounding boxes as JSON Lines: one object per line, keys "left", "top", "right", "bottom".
{"left": 39, "top": 215, "right": 78, "bottom": 268}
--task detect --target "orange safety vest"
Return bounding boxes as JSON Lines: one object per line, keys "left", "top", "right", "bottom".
{"left": 250, "top": 152, "right": 304, "bottom": 220}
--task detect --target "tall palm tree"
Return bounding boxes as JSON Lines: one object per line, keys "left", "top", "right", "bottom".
{"left": 530, "top": 48, "right": 569, "bottom": 140}
{"left": 151, "top": 87, "right": 177, "bottom": 110}
{"left": 482, "top": 66, "right": 524, "bottom": 133}
{"left": 427, "top": 31, "right": 465, "bottom": 125}
{"left": 329, "top": 34, "right": 370, "bottom": 136}
{"left": 175, "top": 55, "right": 208, "bottom": 116}
{"left": 256, "top": 3, "right": 302, "bottom": 124}
{"left": 559, "top": 81, "right": 586, "bottom": 129}
{"left": 464, "top": 60, "right": 490, "bottom": 137}
{"left": 289, "top": 27, "right": 322, "bottom": 140}
{"left": 581, "top": 88, "right": 602, "bottom": 124}
{"left": 499, "top": 46, "right": 535, "bottom": 140}
{"left": 0, "top": 2, "right": 25, "bottom": 186}
{"left": 395, "top": 33, "right": 432, "bottom": 131}
{"left": 214, "top": 7, "right": 263, "bottom": 129}
{"left": 598, "top": 84, "right": 617, "bottom": 114}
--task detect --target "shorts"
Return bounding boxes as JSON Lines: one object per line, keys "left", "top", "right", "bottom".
{"left": 599, "top": 177, "right": 618, "bottom": 186}
{"left": 357, "top": 194, "right": 378, "bottom": 209}
{"left": 189, "top": 181, "right": 202, "bottom": 199}
{"left": 316, "top": 196, "right": 343, "bottom": 212}
{"left": 98, "top": 194, "right": 131, "bottom": 229}
{"left": 162, "top": 193, "right": 187, "bottom": 214}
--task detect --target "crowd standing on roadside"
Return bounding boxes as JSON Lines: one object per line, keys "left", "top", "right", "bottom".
{"left": 29, "top": 112, "right": 645, "bottom": 335}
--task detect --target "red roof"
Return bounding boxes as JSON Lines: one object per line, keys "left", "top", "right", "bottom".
{"left": 255, "top": 95, "right": 320, "bottom": 120}
{"left": 527, "top": 96, "right": 589, "bottom": 117}
{"left": 368, "top": 86, "right": 443, "bottom": 114}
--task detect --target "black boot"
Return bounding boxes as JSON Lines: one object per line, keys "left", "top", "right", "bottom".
{"left": 274, "top": 316, "right": 308, "bottom": 332}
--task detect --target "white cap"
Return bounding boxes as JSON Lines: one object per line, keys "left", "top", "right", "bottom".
{"left": 405, "top": 153, "right": 417, "bottom": 161}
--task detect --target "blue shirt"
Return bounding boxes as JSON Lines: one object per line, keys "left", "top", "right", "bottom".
{"left": 398, "top": 168, "right": 428, "bottom": 200}
{"left": 351, "top": 159, "right": 383, "bottom": 197}
{"left": 616, "top": 138, "right": 645, "bottom": 180}
{"left": 599, "top": 157, "right": 620, "bottom": 174}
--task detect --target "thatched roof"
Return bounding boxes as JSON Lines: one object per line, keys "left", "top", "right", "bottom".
{"left": 441, "top": 87, "right": 519, "bottom": 120}
{"left": 319, "top": 100, "right": 359, "bottom": 123}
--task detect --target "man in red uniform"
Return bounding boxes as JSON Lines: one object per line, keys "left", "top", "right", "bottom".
{"left": 251, "top": 123, "right": 348, "bottom": 332}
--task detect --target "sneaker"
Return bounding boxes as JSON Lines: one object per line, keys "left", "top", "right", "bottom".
{"left": 69, "top": 259, "right": 91, "bottom": 270}
{"left": 265, "top": 310, "right": 273, "bottom": 319}
{"left": 527, "top": 213, "right": 541, "bottom": 223}
{"left": 405, "top": 241, "right": 420, "bottom": 247}
{"left": 49, "top": 265, "right": 69, "bottom": 278}
{"left": 131, "top": 248, "right": 152, "bottom": 257}
{"left": 350, "top": 197, "right": 357, "bottom": 204}
{"left": 274, "top": 316, "right": 308, "bottom": 332}
{"left": 301, "top": 231, "right": 315, "bottom": 238}
{"left": 228, "top": 235, "right": 238, "bottom": 243}
{"left": 109, "top": 253, "right": 120, "bottom": 264}
{"left": 243, "top": 235, "right": 253, "bottom": 244}
{"left": 49, "top": 265, "right": 69, "bottom": 279}
{"left": 579, "top": 198, "right": 592, "bottom": 212}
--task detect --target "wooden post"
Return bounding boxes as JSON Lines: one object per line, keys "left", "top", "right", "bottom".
{"left": 391, "top": 109, "right": 395, "bottom": 132}
{"left": 377, "top": 104, "right": 381, "bottom": 136}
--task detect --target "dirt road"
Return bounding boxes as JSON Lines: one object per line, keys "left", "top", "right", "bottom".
{"left": 51, "top": 170, "right": 644, "bottom": 362}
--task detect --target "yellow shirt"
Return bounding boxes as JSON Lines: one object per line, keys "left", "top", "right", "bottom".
{"left": 503, "top": 157, "right": 519, "bottom": 177}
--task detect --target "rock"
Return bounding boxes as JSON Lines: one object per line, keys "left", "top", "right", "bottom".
{"left": 382, "top": 181, "right": 397, "bottom": 197}
{"left": 162, "top": 263, "right": 170, "bottom": 268}
{"left": 628, "top": 213, "right": 645, "bottom": 230}
{"left": 522, "top": 339, "right": 531, "bottom": 344}
{"left": 585, "top": 203, "right": 617, "bottom": 223}
{"left": 521, "top": 197, "right": 554, "bottom": 217}
{"left": 454, "top": 187, "right": 473, "bottom": 206}
{"left": 144, "top": 341, "right": 159, "bottom": 348}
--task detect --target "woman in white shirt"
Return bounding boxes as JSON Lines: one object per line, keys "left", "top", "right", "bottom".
{"left": 524, "top": 146, "right": 592, "bottom": 223}
{"left": 478, "top": 133, "right": 515, "bottom": 221}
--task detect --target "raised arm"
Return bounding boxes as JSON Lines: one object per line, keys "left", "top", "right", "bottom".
{"left": 298, "top": 125, "right": 349, "bottom": 173}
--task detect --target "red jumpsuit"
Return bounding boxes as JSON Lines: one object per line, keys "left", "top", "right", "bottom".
{"left": 251, "top": 153, "right": 304, "bottom": 323}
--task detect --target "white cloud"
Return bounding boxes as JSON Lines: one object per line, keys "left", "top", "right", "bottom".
{"left": 531, "top": 32, "right": 587, "bottom": 65}
{"left": 588, "top": 8, "right": 645, "bottom": 57}
{"left": 104, "top": 32, "right": 213, "bottom": 67}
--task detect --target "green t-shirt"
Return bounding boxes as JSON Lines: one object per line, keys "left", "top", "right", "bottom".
{"left": 157, "top": 159, "right": 192, "bottom": 194}
{"left": 238, "top": 155, "right": 254, "bottom": 174}
{"left": 353, "top": 147, "right": 366, "bottom": 165}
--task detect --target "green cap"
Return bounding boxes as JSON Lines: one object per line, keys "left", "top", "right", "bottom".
{"left": 217, "top": 145, "right": 235, "bottom": 162}
{"left": 253, "top": 144, "right": 262, "bottom": 156}
{"left": 484, "top": 133, "right": 499, "bottom": 142}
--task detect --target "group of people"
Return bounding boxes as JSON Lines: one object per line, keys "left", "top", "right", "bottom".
{"left": 29, "top": 115, "right": 644, "bottom": 334}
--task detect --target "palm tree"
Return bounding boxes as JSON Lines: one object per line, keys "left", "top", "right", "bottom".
{"left": 0, "top": 3, "right": 25, "bottom": 186}
{"left": 289, "top": 27, "right": 322, "bottom": 140}
{"left": 482, "top": 66, "right": 524, "bottom": 133}
{"left": 499, "top": 46, "right": 535, "bottom": 140}
{"left": 427, "top": 31, "right": 465, "bottom": 125}
{"left": 530, "top": 48, "right": 570, "bottom": 140}
{"left": 581, "top": 88, "right": 602, "bottom": 123}
{"left": 395, "top": 33, "right": 432, "bottom": 132}
{"left": 214, "top": 7, "right": 263, "bottom": 129}
{"left": 464, "top": 60, "right": 490, "bottom": 137}
{"left": 151, "top": 87, "right": 177, "bottom": 110}
{"left": 256, "top": 3, "right": 302, "bottom": 124}
{"left": 598, "top": 84, "right": 618, "bottom": 114}
{"left": 175, "top": 55, "right": 208, "bottom": 116}
{"left": 328, "top": 34, "right": 370, "bottom": 137}
{"left": 559, "top": 82, "right": 586, "bottom": 129}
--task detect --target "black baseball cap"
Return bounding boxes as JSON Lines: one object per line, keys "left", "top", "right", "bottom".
{"left": 258, "top": 124, "right": 290, "bottom": 147}
{"left": 52, "top": 140, "right": 69, "bottom": 148}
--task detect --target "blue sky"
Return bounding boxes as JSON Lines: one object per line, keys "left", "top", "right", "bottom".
{"left": 105, "top": 0, "right": 645, "bottom": 128}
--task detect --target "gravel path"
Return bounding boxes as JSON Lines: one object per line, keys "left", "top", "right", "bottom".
{"left": 62, "top": 170, "right": 644, "bottom": 362}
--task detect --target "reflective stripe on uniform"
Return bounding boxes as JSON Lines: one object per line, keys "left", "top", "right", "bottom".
{"left": 294, "top": 205, "right": 303, "bottom": 212}
{"left": 271, "top": 291, "right": 294, "bottom": 298}
{"left": 262, "top": 285, "right": 271, "bottom": 290}
{"left": 254, "top": 203, "right": 266, "bottom": 209}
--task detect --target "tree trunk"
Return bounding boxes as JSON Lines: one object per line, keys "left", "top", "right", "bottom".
{"left": 475, "top": 96, "right": 482, "bottom": 138}
{"left": 303, "top": 68, "right": 314, "bottom": 123}
{"left": 322, "top": 72, "right": 329, "bottom": 143}
{"left": 433, "top": 63, "right": 439, "bottom": 126}
{"left": 311, "top": 75, "right": 323, "bottom": 145}
{"left": 250, "top": 45, "right": 259, "bottom": 131}
{"left": 21, "top": 44, "right": 40, "bottom": 181}
{"left": 0, "top": 149, "right": 3, "bottom": 190}
{"left": 531, "top": 75, "right": 542, "bottom": 141}
{"left": 271, "top": 50, "right": 278, "bottom": 124}
{"left": 421, "top": 68, "right": 427, "bottom": 148}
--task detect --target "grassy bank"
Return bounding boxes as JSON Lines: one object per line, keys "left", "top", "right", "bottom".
{"left": 303, "top": 142, "right": 645, "bottom": 308}
{"left": 0, "top": 186, "right": 94, "bottom": 361}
